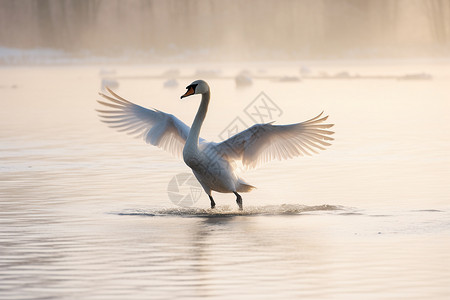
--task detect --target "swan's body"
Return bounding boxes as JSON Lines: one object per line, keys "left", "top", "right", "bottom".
{"left": 97, "top": 80, "right": 334, "bottom": 210}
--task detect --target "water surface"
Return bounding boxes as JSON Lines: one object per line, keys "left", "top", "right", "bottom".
{"left": 1, "top": 62, "right": 449, "bottom": 299}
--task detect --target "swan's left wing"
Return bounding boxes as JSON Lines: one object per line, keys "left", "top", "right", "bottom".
{"left": 97, "top": 88, "right": 203, "bottom": 157}
{"left": 215, "top": 112, "right": 334, "bottom": 169}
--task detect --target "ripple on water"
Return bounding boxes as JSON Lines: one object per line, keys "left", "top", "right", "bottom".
{"left": 115, "top": 204, "right": 345, "bottom": 218}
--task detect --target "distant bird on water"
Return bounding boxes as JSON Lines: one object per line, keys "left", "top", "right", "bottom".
{"left": 97, "top": 80, "right": 334, "bottom": 210}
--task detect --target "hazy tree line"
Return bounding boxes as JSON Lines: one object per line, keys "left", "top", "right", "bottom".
{"left": 0, "top": 0, "right": 449, "bottom": 60}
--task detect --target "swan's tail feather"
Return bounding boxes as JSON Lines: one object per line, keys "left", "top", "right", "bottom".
{"left": 236, "top": 179, "right": 256, "bottom": 193}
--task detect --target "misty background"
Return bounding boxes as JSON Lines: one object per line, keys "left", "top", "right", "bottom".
{"left": 1, "top": 0, "right": 450, "bottom": 63}
{"left": 1, "top": 2, "right": 450, "bottom": 299}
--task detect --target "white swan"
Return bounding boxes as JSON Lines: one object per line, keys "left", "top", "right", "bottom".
{"left": 97, "top": 80, "right": 334, "bottom": 210}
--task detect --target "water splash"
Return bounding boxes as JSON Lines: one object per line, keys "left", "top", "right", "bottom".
{"left": 116, "top": 204, "right": 344, "bottom": 218}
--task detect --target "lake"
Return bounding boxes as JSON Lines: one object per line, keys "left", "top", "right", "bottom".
{"left": 1, "top": 61, "right": 449, "bottom": 299}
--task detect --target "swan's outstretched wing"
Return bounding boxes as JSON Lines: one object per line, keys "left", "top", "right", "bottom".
{"left": 215, "top": 112, "right": 334, "bottom": 169}
{"left": 97, "top": 88, "right": 203, "bottom": 157}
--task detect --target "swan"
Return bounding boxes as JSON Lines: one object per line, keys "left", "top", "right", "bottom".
{"left": 97, "top": 80, "right": 334, "bottom": 210}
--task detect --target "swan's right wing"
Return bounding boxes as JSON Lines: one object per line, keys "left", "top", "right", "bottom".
{"left": 215, "top": 112, "right": 334, "bottom": 169}
{"left": 97, "top": 88, "right": 203, "bottom": 157}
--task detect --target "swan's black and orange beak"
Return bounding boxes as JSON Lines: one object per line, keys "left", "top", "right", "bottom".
{"left": 181, "top": 86, "right": 195, "bottom": 99}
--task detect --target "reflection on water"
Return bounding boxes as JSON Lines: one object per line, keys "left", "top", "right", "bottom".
{"left": 1, "top": 63, "right": 449, "bottom": 299}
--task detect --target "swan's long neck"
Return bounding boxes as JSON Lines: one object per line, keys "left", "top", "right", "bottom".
{"left": 185, "top": 91, "right": 210, "bottom": 151}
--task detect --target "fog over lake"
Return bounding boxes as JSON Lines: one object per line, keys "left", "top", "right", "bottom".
{"left": 1, "top": 1, "right": 449, "bottom": 299}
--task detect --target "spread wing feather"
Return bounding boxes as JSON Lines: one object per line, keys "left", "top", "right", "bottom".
{"left": 215, "top": 112, "right": 334, "bottom": 169}
{"left": 97, "top": 88, "right": 204, "bottom": 157}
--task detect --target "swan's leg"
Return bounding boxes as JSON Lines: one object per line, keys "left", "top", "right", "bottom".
{"left": 208, "top": 195, "right": 216, "bottom": 209}
{"left": 233, "top": 191, "right": 243, "bottom": 210}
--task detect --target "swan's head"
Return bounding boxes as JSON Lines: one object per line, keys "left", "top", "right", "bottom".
{"left": 181, "top": 80, "right": 209, "bottom": 99}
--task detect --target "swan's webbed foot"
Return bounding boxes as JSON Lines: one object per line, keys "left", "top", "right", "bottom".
{"left": 208, "top": 195, "right": 216, "bottom": 209}
{"left": 233, "top": 191, "right": 243, "bottom": 210}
